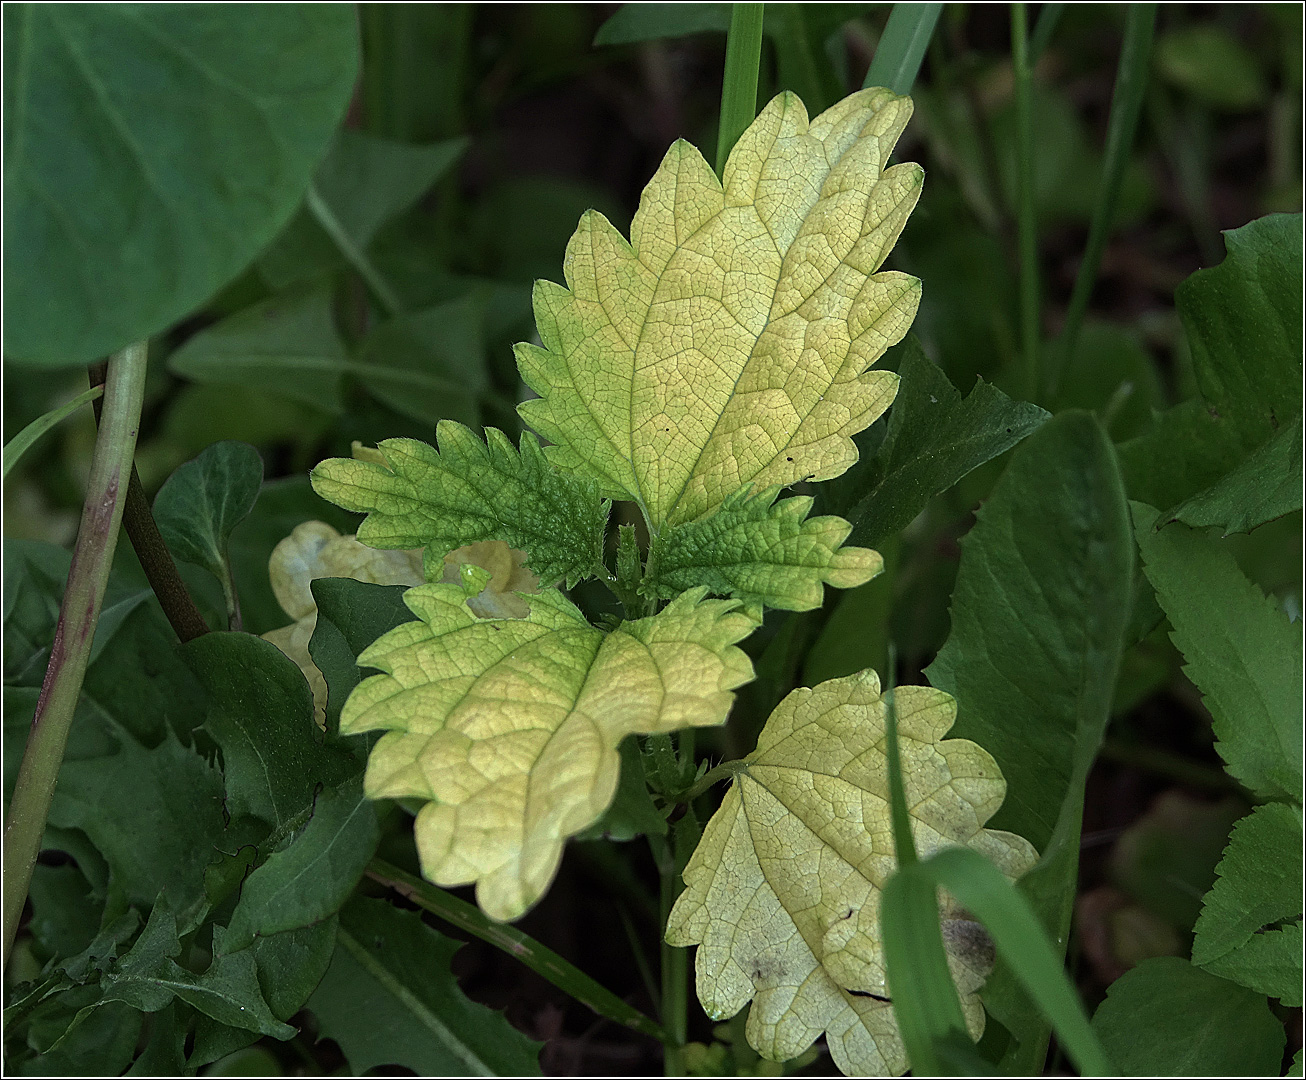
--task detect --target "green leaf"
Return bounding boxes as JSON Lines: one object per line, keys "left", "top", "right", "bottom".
{"left": 924, "top": 411, "right": 1134, "bottom": 1072}
{"left": 308, "top": 896, "right": 542, "bottom": 1076}
{"left": 574, "top": 735, "right": 667, "bottom": 842}
{"left": 2, "top": 384, "right": 103, "bottom": 479}
{"left": 344, "top": 583, "right": 753, "bottom": 920}
{"left": 516, "top": 89, "right": 921, "bottom": 527}
{"left": 181, "top": 631, "right": 359, "bottom": 831}
{"left": 593, "top": 3, "right": 732, "bottom": 45}
{"left": 46, "top": 727, "right": 227, "bottom": 913}
{"left": 18, "top": 999, "right": 142, "bottom": 1077}
{"left": 1132, "top": 503, "right": 1302, "bottom": 802}
{"left": 311, "top": 424, "right": 610, "bottom": 589}
{"left": 1155, "top": 25, "right": 1269, "bottom": 110}
{"left": 353, "top": 294, "right": 489, "bottom": 428}
{"left": 666, "top": 672, "right": 1037, "bottom": 1076}
{"left": 259, "top": 129, "right": 468, "bottom": 289}
{"left": 124, "top": 1002, "right": 187, "bottom": 1077}
{"left": 3, "top": 4, "right": 359, "bottom": 366}
{"left": 647, "top": 487, "right": 880, "bottom": 612}
{"left": 153, "top": 442, "right": 263, "bottom": 600}
{"left": 1192, "top": 802, "right": 1303, "bottom": 1005}
{"left": 223, "top": 779, "right": 379, "bottom": 951}
{"left": 27, "top": 863, "right": 101, "bottom": 964}
{"left": 1166, "top": 415, "right": 1303, "bottom": 535}
{"left": 845, "top": 337, "right": 1049, "bottom": 548}
{"left": 167, "top": 288, "right": 349, "bottom": 414}
{"left": 1091, "top": 957, "right": 1285, "bottom": 1076}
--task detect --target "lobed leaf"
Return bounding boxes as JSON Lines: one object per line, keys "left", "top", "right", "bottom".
{"left": 647, "top": 487, "right": 880, "bottom": 612}
{"left": 665, "top": 671, "right": 1037, "bottom": 1076}
{"left": 311, "top": 424, "right": 609, "bottom": 588}
{"left": 342, "top": 584, "right": 754, "bottom": 920}
{"left": 516, "top": 88, "right": 922, "bottom": 527}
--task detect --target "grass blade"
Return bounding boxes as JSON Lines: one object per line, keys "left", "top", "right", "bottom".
{"left": 1029, "top": 2, "right": 1064, "bottom": 63}
{"left": 2, "top": 384, "right": 103, "bottom": 480}
{"left": 1011, "top": 3, "right": 1041, "bottom": 402}
{"left": 864, "top": 3, "right": 943, "bottom": 93}
{"left": 714, "top": 3, "right": 765, "bottom": 175}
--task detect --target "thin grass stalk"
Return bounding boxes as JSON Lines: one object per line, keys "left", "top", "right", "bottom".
{"left": 714, "top": 3, "right": 765, "bottom": 176}
{"left": 1011, "top": 3, "right": 1041, "bottom": 403}
{"left": 864, "top": 2, "right": 943, "bottom": 94}
{"left": 1029, "top": 2, "right": 1065, "bottom": 63}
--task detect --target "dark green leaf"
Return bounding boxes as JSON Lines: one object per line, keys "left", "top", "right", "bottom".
{"left": 182, "top": 631, "right": 360, "bottom": 831}
{"left": 124, "top": 1003, "right": 188, "bottom": 1077}
{"left": 1091, "top": 957, "right": 1284, "bottom": 1075}
{"left": 1155, "top": 25, "right": 1269, "bottom": 110}
{"left": 847, "top": 338, "right": 1049, "bottom": 548}
{"left": 1132, "top": 503, "right": 1302, "bottom": 802}
{"left": 925, "top": 411, "right": 1134, "bottom": 1071}
{"left": 153, "top": 442, "right": 264, "bottom": 588}
{"left": 1166, "top": 415, "right": 1303, "bottom": 535}
{"left": 167, "top": 289, "right": 349, "bottom": 413}
{"left": 1052, "top": 320, "right": 1164, "bottom": 442}
{"left": 16, "top": 999, "right": 141, "bottom": 1076}
{"left": 3, "top": 4, "right": 359, "bottom": 366}
{"left": 223, "top": 780, "right": 378, "bottom": 951}
{"left": 575, "top": 736, "right": 667, "bottom": 842}
{"left": 259, "top": 129, "right": 467, "bottom": 289}
{"left": 249, "top": 917, "right": 339, "bottom": 1021}
{"left": 308, "top": 897, "right": 543, "bottom": 1076}
{"left": 27, "top": 862, "right": 101, "bottom": 963}
{"left": 593, "top": 3, "right": 732, "bottom": 45}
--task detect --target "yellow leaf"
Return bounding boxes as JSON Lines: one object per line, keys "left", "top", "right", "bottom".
{"left": 516, "top": 88, "right": 922, "bottom": 527}
{"left": 666, "top": 671, "right": 1038, "bottom": 1076}
{"left": 341, "top": 584, "right": 755, "bottom": 921}
{"left": 438, "top": 540, "right": 541, "bottom": 620}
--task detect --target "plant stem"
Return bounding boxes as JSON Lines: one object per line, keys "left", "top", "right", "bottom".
{"left": 863, "top": 2, "right": 943, "bottom": 94}
{"left": 714, "top": 3, "right": 765, "bottom": 176}
{"left": 3, "top": 341, "right": 150, "bottom": 969}
{"left": 87, "top": 362, "right": 209, "bottom": 644}
{"left": 673, "top": 758, "right": 748, "bottom": 804}
{"left": 1050, "top": 4, "right": 1156, "bottom": 399}
{"left": 1011, "top": 3, "right": 1041, "bottom": 403}
{"left": 305, "top": 183, "right": 404, "bottom": 318}
{"left": 364, "top": 858, "right": 667, "bottom": 1043}
{"left": 658, "top": 842, "right": 688, "bottom": 1076}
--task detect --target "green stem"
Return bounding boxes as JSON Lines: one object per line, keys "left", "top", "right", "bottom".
{"left": 1051, "top": 4, "right": 1156, "bottom": 398}
{"left": 364, "top": 858, "right": 667, "bottom": 1043}
{"left": 673, "top": 758, "right": 748, "bottom": 804}
{"left": 3, "top": 341, "right": 150, "bottom": 969}
{"left": 305, "top": 183, "right": 404, "bottom": 318}
{"left": 714, "top": 3, "right": 765, "bottom": 176}
{"left": 1011, "top": 3, "right": 1041, "bottom": 403}
{"left": 864, "top": 2, "right": 943, "bottom": 94}
{"left": 1029, "top": 2, "right": 1064, "bottom": 63}
{"left": 2, "top": 384, "right": 103, "bottom": 479}
{"left": 658, "top": 841, "right": 688, "bottom": 1076}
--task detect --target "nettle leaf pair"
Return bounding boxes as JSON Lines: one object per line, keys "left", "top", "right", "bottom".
{"left": 310, "top": 88, "right": 1034, "bottom": 1070}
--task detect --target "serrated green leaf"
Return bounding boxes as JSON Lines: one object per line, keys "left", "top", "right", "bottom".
{"left": 845, "top": 334, "right": 1049, "bottom": 548}
{"left": 666, "top": 671, "right": 1037, "bottom": 1077}
{"left": 647, "top": 487, "right": 880, "bottom": 612}
{"left": 153, "top": 442, "right": 264, "bottom": 591}
{"left": 1090, "top": 957, "right": 1284, "bottom": 1076}
{"left": 3, "top": 4, "right": 359, "bottom": 367}
{"left": 1166, "top": 415, "right": 1303, "bottom": 535}
{"left": 1132, "top": 503, "right": 1303, "bottom": 802}
{"left": 311, "top": 423, "right": 610, "bottom": 588}
{"left": 248, "top": 917, "right": 339, "bottom": 1022}
{"left": 223, "top": 779, "right": 378, "bottom": 952}
{"left": 308, "top": 897, "right": 542, "bottom": 1076}
{"left": 1192, "top": 802, "right": 1303, "bottom": 1004}
{"left": 515, "top": 88, "right": 921, "bottom": 527}
{"left": 343, "top": 583, "right": 753, "bottom": 920}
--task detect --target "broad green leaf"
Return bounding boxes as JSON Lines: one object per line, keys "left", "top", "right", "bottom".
{"left": 259, "top": 129, "right": 468, "bottom": 289}
{"left": 182, "top": 630, "right": 359, "bottom": 831}
{"left": 308, "top": 897, "right": 542, "bottom": 1076}
{"left": 343, "top": 583, "right": 753, "bottom": 920}
{"left": 1166, "top": 415, "right": 1303, "bottom": 535}
{"left": 248, "top": 918, "right": 339, "bottom": 1022}
{"left": 123, "top": 1002, "right": 186, "bottom": 1077}
{"left": 515, "top": 88, "right": 922, "bottom": 527}
{"left": 666, "top": 671, "right": 1038, "bottom": 1076}
{"left": 924, "top": 411, "right": 1133, "bottom": 1072}
{"left": 167, "top": 289, "right": 349, "bottom": 414}
{"left": 311, "top": 424, "right": 610, "bottom": 589}
{"left": 646, "top": 487, "right": 880, "bottom": 612}
{"left": 153, "top": 442, "right": 263, "bottom": 613}
{"left": 1132, "top": 503, "right": 1302, "bottom": 802}
{"left": 3, "top": 4, "right": 358, "bottom": 366}
{"left": 17, "top": 999, "right": 141, "bottom": 1077}
{"left": 843, "top": 337, "right": 1049, "bottom": 547}
{"left": 223, "top": 779, "right": 379, "bottom": 952}
{"left": 259, "top": 520, "right": 424, "bottom": 725}
{"left": 1192, "top": 802, "right": 1303, "bottom": 1005}
{"left": 27, "top": 863, "right": 100, "bottom": 965}
{"left": 1091, "top": 957, "right": 1284, "bottom": 1076}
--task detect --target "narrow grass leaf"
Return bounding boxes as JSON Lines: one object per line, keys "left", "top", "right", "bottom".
{"left": 864, "top": 4, "right": 943, "bottom": 94}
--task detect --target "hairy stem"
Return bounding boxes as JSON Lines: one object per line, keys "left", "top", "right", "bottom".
{"left": 714, "top": 3, "right": 765, "bottom": 176}
{"left": 87, "top": 362, "right": 210, "bottom": 644}
{"left": 3, "top": 342, "right": 150, "bottom": 968}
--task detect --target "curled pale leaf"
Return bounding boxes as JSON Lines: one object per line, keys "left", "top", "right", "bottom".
{"left": 516, "top": 87, "right": 922, "bottom": 527}
{"left": 646, "top": 487, "right": 880, "bottom": 612}
{"left": 341, "top": 584, "right": 755, "bottom": 921}
{"left": 262, "top": 521, "right": 424, "bottom": 725}
{"left": 666, "top": 671, "right": 1038, "bottom": 1076}
{"left": 439, "top": 540, "right": 540, "bottom": 620}
{"left": 311, "top": 422, "right": 610, "bottom": 588}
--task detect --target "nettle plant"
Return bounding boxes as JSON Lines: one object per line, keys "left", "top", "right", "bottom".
{"left": 305, "top": 88, "right": 1038, "bottom": 1073}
